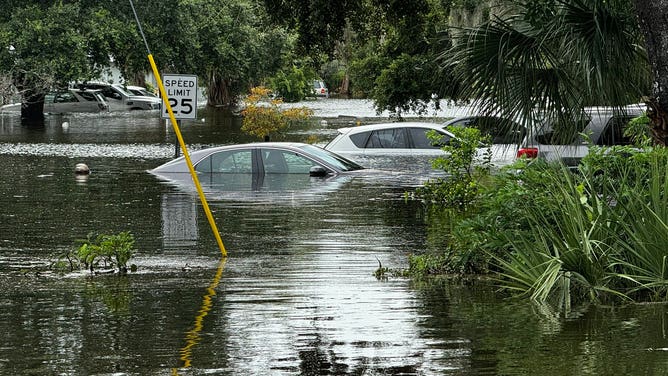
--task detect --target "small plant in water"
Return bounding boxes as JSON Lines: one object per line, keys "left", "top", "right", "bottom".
{"left": 58, "top": 231, "right": 136, "bottom": 274}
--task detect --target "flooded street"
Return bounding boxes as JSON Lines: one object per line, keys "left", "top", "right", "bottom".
{"left": 1, "top": 101, "right": 668, "bottom": 375}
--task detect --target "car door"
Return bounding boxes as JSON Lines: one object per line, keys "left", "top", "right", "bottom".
{"left": 98, "top": 86, "right": 126, "bottom": 111}
{"left": 44, "top": 91, "right": 79, "bottom": 113}
{"left": 74, "top": 90, "right": 106, "bottom": 112}
{"left": 194, "top": 148, "right": 256, "bottom": 190}
{"left": 258, "top": 148, "right": 329, "bottom": 190}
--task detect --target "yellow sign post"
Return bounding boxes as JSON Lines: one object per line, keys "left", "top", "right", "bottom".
{"left": 129, "top": 1, "right": 227, "bottom": 258}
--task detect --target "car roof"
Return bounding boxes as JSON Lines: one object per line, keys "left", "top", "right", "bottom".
{"left": 583, "top": 103, "right": 645, "bottom": 116}
{"left": 336, "top": 122, "right": 445, "bottom": 134}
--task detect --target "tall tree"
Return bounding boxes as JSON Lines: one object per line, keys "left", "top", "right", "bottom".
{"left": 446, "top": 0, "right": 657, "bottom": 143}
{"left": 0, "top": 2, "right": 120, "bottom": 122}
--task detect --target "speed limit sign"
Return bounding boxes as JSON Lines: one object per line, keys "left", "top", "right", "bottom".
{"left": 161, "top": 74, "right": 198, "bottom": 120}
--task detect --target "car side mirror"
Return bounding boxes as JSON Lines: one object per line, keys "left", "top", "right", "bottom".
{"left": 309, "top": 166, "right": 328, "bottom": 177}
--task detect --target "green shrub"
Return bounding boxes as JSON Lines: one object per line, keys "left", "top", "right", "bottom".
{"left": 269, "top": 65, "right": 310, "bottom": 102}
{"left": 59, "top": 231, "right": 136, "bottom": 274}
{"left": 414, "top": 126, "right": 491, "bottom": 209}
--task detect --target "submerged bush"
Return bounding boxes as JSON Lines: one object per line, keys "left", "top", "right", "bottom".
{"left": 58, "top": 231, "right": 136, "bottom": 274}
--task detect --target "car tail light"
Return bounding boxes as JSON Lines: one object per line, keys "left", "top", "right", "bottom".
{"left": 517, "top": 147, "right": 538, "bottom": 159}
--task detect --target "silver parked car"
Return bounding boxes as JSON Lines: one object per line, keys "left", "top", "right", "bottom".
{"left": 517, "top": 104, "right": 645, "bottom": 166}
{"left": 0, "top": 88, "right": 109, "bottom": 114}
{"left": 44, "top": 89, "right": 109, "bottom": 114}
{"left": 149, "top": 142, "right": 367, "bottom": 192}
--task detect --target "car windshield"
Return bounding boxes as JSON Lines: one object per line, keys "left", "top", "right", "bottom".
{"left": 113, "top": 85, "right": 133, "bottom": 97}
{"left": 297, "top": 144, "right": 364, "bottom": 171}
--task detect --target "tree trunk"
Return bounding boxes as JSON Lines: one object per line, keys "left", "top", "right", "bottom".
{"left": 19, "top": 89, "right": 45, "bottom": 125}
{"left": 634, "top": 1, "right": 668, "bottom": 146}
{"left": 206, "top": 72, "right": 232, "bottom": 107}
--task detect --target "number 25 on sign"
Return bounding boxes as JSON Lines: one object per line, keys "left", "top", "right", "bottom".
{"left": 161, "top": 74, "right": 198, "bottom": 120}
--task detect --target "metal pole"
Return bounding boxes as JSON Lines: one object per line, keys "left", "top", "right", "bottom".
{"left": 129, "top": 0, "right": 227, "bottom": 258}
{"left": 175, "top": 120, "right": 181, "bottom": 158}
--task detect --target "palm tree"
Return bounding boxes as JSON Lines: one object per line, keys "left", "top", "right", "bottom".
{"left": 445, "top": 0, "right": 660, "bottom": 144}
{"left": 634, "top": 1, "right": 668, "bottom": 146}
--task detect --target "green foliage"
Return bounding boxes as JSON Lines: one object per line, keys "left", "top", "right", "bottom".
{"left": 348, "top": 55, "right": 389, "bottom": 98}
{"left": 414, "top": 126, "right": 491, "bottom": 209}
{"left": 372, "top": 54, "right": 442, "bottom": 116}
{"left": 270, "top": 65, "right": 310, "bottom": 102}
{"left": 624, "top": 112, "right": 652, "bottom": 147}
{"left": 413, "top": 145, "right": 668, "bottom": 304}
{"left": 60, "top": 231, "right": 136, "bottom": 274}
{"left": 407, "top": 252, "right": 452, "bottom": 276}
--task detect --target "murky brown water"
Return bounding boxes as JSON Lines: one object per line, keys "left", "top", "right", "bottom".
{"left": 1, "top": 103, "right": 667, "bottom": 375}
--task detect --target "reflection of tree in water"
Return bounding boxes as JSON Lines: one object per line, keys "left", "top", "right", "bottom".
{"left": 298, "top": 334, "right": 419, "bottom": 375}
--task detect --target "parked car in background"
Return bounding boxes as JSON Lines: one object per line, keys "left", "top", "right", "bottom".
{"left": 44, "top": 89, "right": 109, "bottom": 114}
{"left": 78, "top": 82, "right": 161, "bottom": 111}
{"left": 325, "top": 122, "right": 453, "bottom": 157}
{"left": 517, "top": 104, "right": 645, "bottom": 166}
{"left": 442, "top": 115, "right": 528, "bottom": 167}
{"left": 325, "top": 122, "right": 522, "bottom": 169}
{"left": 0, "top": 88, "right": 109, "bottom": 114}
{"left": 312, "top": 80, "right": 329, "bottom": 98}
{"left": 126, "top": 85, "right": 158, "bottom": 98}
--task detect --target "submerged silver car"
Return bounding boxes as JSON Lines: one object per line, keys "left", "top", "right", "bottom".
{"left": 44, "top": 89, "right": 109, "bottom": 114}
{"left": 517, "top": 104, "right": 645, "bottom": 166}
{"left": 0, "top": 88, "right": 109, "bottom": 114}
{"left": 149, "top": 142, "right": 367, "bottom": 192}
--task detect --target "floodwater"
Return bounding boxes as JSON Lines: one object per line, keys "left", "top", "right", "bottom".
{"left": 1, "top": 101, "right": 668, "bottom": 375}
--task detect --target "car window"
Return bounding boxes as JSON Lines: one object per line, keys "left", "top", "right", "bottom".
{"left": 261, "top": 149, "right": 318, "bottom": 174}
{"left": 99, "top": 87, "right": 121, "bottom": 100}
{"left": 349, "top": 131, "right": 371, "bottom": 148}
{"left": 474, "top": 117, "right": 526, "bottom": 144}
{"left": 297, "top": 144, "right": 364, "bottom": 172}
{"left": 78, "top": 91, "right": 97, "bottom": 102}
{"left": 54, "top": 92, "right": 77, "bottom": 103}
{"left": 409, "top": 127, "right": 450, "bottom": 149}
{"left": 597, "top": 116, "right": 634, "bottom": 146}
{"left": 195, "top": 150, "right": 253, "bottom": 173}
{"left": 366, "top": 128, "right": 408, "bottom": 148}
{"left": 535, "top": 116, "right": 591, "bottom": 145}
